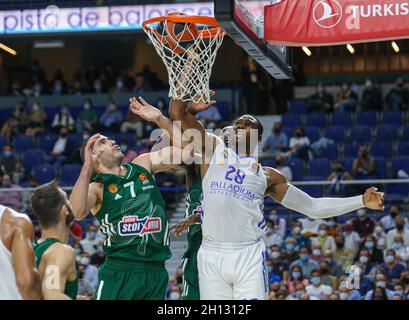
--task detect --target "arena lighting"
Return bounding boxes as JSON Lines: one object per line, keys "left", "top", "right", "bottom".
{"left": 302, "top": 46, "right": 312, "bottom": 56}
{"left": 391, "top": 41, "right": 400, "bottom": 53}
{"left": 0, "top": 43, "right": 17, "bottom": 56}
{"left": 33, "top": 41, "right": 65, "bottom": 49}
{"left": 346, "top": 44, "right": 355, "bottom": 54}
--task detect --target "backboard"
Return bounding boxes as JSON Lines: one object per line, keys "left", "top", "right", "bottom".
{"left": 215, "top": 0, "right": 292, "bottom": 79}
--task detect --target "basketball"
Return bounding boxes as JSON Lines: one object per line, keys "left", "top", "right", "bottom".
{"left": 156, "top": 12, "right": 198, "bottom": 54}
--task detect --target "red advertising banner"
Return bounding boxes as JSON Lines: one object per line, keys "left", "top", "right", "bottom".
{"left": 264, "top": 0, "right": 409, "bottom": 46}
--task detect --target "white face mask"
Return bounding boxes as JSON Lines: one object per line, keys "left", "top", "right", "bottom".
{"left": 374, "top": 226, "right": 383, "bottom": 234}
{"left": 359, "top": 256, "right": 369, "bottom": 264}
{"left": 293, "top": 226, "right": 301, "bottom": 235}
{"left": 318, "top": 230, "right": 327, "bottom": 237}
{"left": 339, "top": 292, "right": 349, "bottom": 300}
{"left": 313, "top": 249, "right": 321, "bottom": 256}
{"left": 169, "top": 292, "right": 180, "bottom": 300}
{"left": 80, "top": 257, "right": 90, "bottom": 266}
{"left": 271, "top": 251, "right": 280, "bottom": 259}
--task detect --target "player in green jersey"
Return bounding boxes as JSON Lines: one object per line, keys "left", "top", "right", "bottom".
{"left": 70, "top": 97, "right": 191, "bottom": 300}
{"left": 31, "top": 180, "right": 78, "bottom": 300}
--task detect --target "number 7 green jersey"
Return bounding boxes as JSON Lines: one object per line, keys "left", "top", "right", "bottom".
{"left": 92, "top": 162, "right": 171, "bottom": 263}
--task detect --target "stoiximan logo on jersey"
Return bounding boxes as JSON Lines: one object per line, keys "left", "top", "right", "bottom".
{"left": 118, "top": 215, "right": 161, "bottom": 236}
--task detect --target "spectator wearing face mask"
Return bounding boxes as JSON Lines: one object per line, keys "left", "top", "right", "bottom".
{"left": 326, "top": 218, "right": 340, "bottom": 236}
{"left": 0, "top": 174, "right": 23, "bottom": 211}
{"left": 310, "top": 244, "right": 323, "bottom": 263}
{"left": 262, "top": 122, "right": 288, "bottom": 158}
{"left": 281, "top": 237, "right": 299, "bottom": 264}
{"left": 352, "top": 146, "right": 377, "bottom": 182}
{"left": 72, "top": 241, "right": 84, "bottom": 257}
{"left": 286, "top": 265, "right": 309, "bottom": 294}
{"left": 352, "top": 209, "right": 375, "bottom": 239}
{"left": 343, "top": 221, "right": 360, "bottom": 256}
{"left": 120, "top": 140, "right": 138, "bottom": 163}
{"left": 266, "top": 209, "right": 286, "bottom": 238}
{"left": 380, "top": 249, "right": 406, "bottom": 283}
{"left": 99, "top": 101, "right": 123, "bottom": 132}
{"left": 289, "top": 127, "right": 311, "bottom": 161}
{"left": 77, "top": 264, "right": 95, "bottom": 299}
{"left": 338, "top": 281, "right": 362, "bottom": 300}
{"left": 319, "top": 261, "right": 337, "bottom": 291}
{"left": 306, "top": 269, "right": 332, "bottom": 299}
{"left": 264, "top": 220, "right": 283, "bottom": 247}
{"left": 312, "top": 224, "right": 336, "bottom": 254}
{"left": 326, "top": 161, "right": 353, "bottom": 197}
{"left": 298, "top": 216, "right": 326, "bottom": 237}
{"left": 385, "top": 77, "right": 409, "bottom": 111}
{"left": 373, "top": 222, "right": 387, "bottom": 251}
{"left": 391, "top": 284, "right": 405, "bottom": 300}
{"left": 168, "top": 284, "right": 182, "bottom": 300}
{"left": 334, "top": 82, "right": 358, "bottom": 112}
{"left": 308, "top": 83, "right": 334, "bottom": 113}
{"left": 269, "top": 245, "right": 289, "bottom": 281}
{"left": 361, "top": 78, "right": 383, "bottom": 111}
{"left": 381, "top": 204, "right": 409, "bottom": 232}
{"left": 25, "top": 101, "right": 47, "bottom": 136}
{"left": 360, "top": 236, "right": 384, "bottom": 265}
{"left": 334, "top": 234, "right": 354, "bottom": 270}
{"left": 0, "top": 145, "right": 19, "bottom": 176}
{"left": 322, "top": 251, "right": 343, "bottom": 278}
{"left": 77, "top": 98, "right": 98, "bottom": 132}
{"left": 121, "top": 109, "right": 144, "bottom": 138}
{"left": 274, "top": 155, "right": 292, "bottom": 181}
{"left": 45, "top": 127, "right": 74, "bottom": 168}
{"left": 80, "top": 225, "right": 100, "bottom": 255}
{"left": 386, "top": 216, "right": 409, "bottom": 249}
{"left": 400, "top": 277, "right": 409, "bottom": 300}
{"left": 290, "top": 246, "right": 320, "bottom": 278}
{"left": 365, "top": 273, "right": 394, "bottom": 300}
{"left": 356, "top": 250, "right": 376, "bottom": 275}
{"left": 51, "top": 104, "right": 75, "bottom": 133}
{"left": 389, "top": 235, "right": 409, "bottom": 266}
{"left": 288, "top": 221, "right": 311, "bottom": 250}
{"left": 79, "top": 253, "right": 99, "bottom": 289}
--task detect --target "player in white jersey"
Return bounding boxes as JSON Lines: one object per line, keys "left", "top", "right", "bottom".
{"left": 0, "top": 205, "right": 42, "bottom": 299}
{"left": 129, "top": 96, "right": 384, "bottom": 300}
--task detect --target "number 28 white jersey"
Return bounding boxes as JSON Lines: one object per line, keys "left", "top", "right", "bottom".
{"left": 201, "top": 140, "right": 268, "bottom": 245}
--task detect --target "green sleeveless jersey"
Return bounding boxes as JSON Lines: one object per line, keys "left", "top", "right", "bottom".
{"left": 92, "top": 162, "right": 171, "bottom": 264}
{"left": 33, "top": 238, "right": 78, "bottom": 300}
{"left": 183, "top": 173, "right": 202, "bottom": 258}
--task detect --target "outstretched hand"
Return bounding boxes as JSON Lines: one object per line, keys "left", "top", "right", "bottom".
{"left": 170, "top": 214, "right": 199, "bottom": 237}
{"left": 84, "top": 134, "right": 104, "bottom": 168}
{"left": 187, "top": 90, "right": 217, "bottom": 115}
{"left": 363, "top": 187, "right": 385, "bottom": 211}
{"left": 129, "top": 96, "right": 163, "bottom": 124}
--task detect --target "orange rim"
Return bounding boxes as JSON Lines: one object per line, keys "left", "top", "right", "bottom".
{"left": 142, "top": 15, "right": 225, "bottom": 39}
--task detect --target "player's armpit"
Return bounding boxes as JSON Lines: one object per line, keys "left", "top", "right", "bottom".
{"left": 11, "top": 216, "right": 42, "bottom": 300}
{"left": 41, "top": 245, "right": 75, "bottom": 300}
{"left": 263, "top": 166, "right": 290, "bottom": 203}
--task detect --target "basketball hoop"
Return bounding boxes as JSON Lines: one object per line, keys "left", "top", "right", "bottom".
{"left": 142, "top": 14, "right": 225, "bottom": 104}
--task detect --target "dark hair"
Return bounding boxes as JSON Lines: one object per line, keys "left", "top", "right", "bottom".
{"left": 290, "top": 265, "right": 304, "bottom": 281}
{"left": 311, "top": 269, "right": 321, "bottom": 276}
{"left": 233, "top": 114, "right": 264, "bottom": 139}
{"left": 372, "top": 286, "right": 388, "bottom": 300}
{"left": 300, "top": 246, "right": 311, "bottom": 253}
{"left": 30, "top": 180, "right": 65, "bottom": 229}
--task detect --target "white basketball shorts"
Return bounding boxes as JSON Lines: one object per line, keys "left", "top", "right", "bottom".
{"left": 197, "top": 240, "right": 268, "bottom": 300}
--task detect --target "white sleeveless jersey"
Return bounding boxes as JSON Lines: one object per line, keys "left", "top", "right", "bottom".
{"left": 0, "top": 205, "right": 22, "bottom": 300}
{"left": 201, "top": 140, "right": 268, "bottom": 245}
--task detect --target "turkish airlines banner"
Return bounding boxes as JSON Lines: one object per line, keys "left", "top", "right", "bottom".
{"left": 264, "top": 0, "right": 409, "bottom": 46}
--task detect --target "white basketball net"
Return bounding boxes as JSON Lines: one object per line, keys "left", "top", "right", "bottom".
{"left": 143, "top": 18, "right": 224, "bottom": 104}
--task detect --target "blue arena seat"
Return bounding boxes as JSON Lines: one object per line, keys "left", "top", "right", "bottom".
{"left": 391, "top": 156, "right": 409, "bottom": 175}
{"left": 282, "top": 127, "right": 295, "bottom": 139}
{"left": 23, "top": 149, "right": 44, "bottom": 172}
{"left": 34, "top": 164, "right": 56, "bottom": 184}
{"left": 382, "top": 111, "right": 404, "bottom": 125}
{"left": 300, "top": 185, "right": 323, "bottom": 198}
{"left": 260, "top": 158, "right": 276, "bottom": 168}
{"left": 306, "top": 112, "right": 326, "bottom": 127}
{"left": 0, "top": 136, "right": 7, "bottom": 150}
{"left": 14, "top": 135, "right": 34, "bottom": 153}
{"left": 375, "top": 124, "right": 398, "bottom": 142}
{"left": 308, "top": 158, "right": 330, "bottom": 179}
{"left": 397, "top": 142, "right": 409, "bottom": 156}
{"left": 287, "top": 99, "right": 308, "bottom": 114}
{"left": 343, "top": 142, "right": 361, "bottom": 158}
{"left": 282, "top": 114, "right": 302, "bottom": 128}
{"left": 342, "top": 157, "right": 355, "bottom": 172}
{"left": 370, "top": 143, "right": 392, "bottom": 159}
{"left": 304, "top": 126, "right": 320, "bottom": 143}
{"left": 387, "top": 184, "right": 409, "bottom": 197}
{"left": 320, "top": 144, "right": 338, "bottom": 160}
{"left": 324, "top": 126, "right": 345, "bottom": 144}
{"left": 349, "top": 125, "right": 372, "bottom": 143}
{"left": 356, "top": 111, "right": 377, "bottom": 126}
{"left": 402, "top": 125, "right": 409, "bottom": 141}
{"left": 60, "top": 164, "right": 82, "bottom": 186}
{"left": 331, "top": 111, "right": 352, "bottom": 127}
{"left": 285, "top": 159, "right": 304, "bottom": 181}
{"left": 39, "top": 134, "right": 58, "bottom": 153}
{"left": 374, "top": 157, "right": 387, "bottom": 178}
